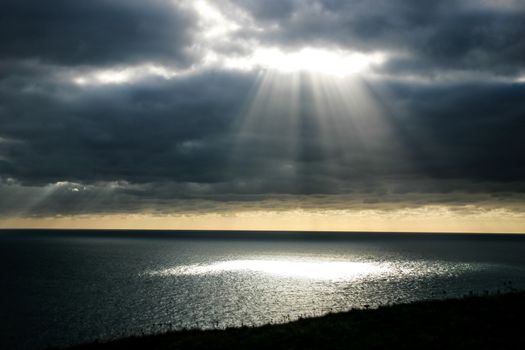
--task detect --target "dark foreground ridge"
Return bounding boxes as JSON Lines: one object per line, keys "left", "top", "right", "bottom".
{"left": 63, "top": 292, "right": 525, "bottom": 350}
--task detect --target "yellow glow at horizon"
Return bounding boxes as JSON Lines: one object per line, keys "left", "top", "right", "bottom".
{"left": 2, "top": 206, "right": 525, "bottom": 233}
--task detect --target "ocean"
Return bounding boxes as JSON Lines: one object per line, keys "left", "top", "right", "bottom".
{"left": 1, "top": 230, "right": 525, "bottom": 349}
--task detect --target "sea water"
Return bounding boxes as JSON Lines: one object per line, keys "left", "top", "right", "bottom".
{"left": 1, "top": 230, "right": 525, "bottom": 349}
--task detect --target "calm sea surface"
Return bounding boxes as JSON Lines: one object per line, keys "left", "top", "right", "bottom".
{"left": 2, "top": 230, "right": 525, "bottom": 349}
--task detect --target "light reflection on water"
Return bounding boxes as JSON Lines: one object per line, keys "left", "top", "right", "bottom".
{"left": 145, "top": 257, "right": 482, "bottom": 282}
{"left": 3, "top": 233, "right": 525, "bottom": 350}
{"left": 146, "top": 259, "right": 392, "bottom": 280}
{"left": 140, "top": 256, "right": 492, "bottom": 332}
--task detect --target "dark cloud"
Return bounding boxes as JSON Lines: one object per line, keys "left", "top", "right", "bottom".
{"left": 0, "top": 70, "right": 256, "bottom": 185}
{"left": 0, "top": 0, "right": 196, "bottom": 67}
{"left": 379, "top": 80, "right": 525, "bottom": 183}
{"left": 230, "top": 0, "right": 525, "bottom": 76}
{"left": 1, "top": 69, "right": 524, "bottom": 193}
{"left": 0, "top": 0, "right": 524, "bottom": 217}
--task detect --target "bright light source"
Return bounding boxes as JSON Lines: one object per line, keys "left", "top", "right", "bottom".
{"left": 227, "top": 48, "right": 385, "bottom": 77}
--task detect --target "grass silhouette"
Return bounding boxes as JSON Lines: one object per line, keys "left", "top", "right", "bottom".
{"left": 61, "top": 291, "right": 525, "bottom": 350}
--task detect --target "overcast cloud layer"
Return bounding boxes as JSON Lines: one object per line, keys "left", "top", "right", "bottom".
{"left": 1, "top": 0, "right": 524, "bottom": 218}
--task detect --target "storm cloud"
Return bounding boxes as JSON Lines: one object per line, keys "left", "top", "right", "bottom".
{"left": 0, "top": 0, "right": 197, "bottom": 66}
{"left": 0, "top": 0, "right": 524, "bottom": 219}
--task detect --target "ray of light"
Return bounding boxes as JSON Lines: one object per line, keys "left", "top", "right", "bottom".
{"left": 230, "top": 68, "right": 413, "bottom": 198}
{"left": 230, "top": 71, "right": 303, "bottom": 190}
{"left": 1, "top": 180, "right": 126, "bottom": 219}
{"left": 7, "top": 181, "right": 72, "bottom": 218}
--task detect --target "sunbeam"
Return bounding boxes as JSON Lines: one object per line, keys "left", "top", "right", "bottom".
{"left": 2, "top": 0, "right": 524, "bottom": 233}
{"left": 231, "top": 69, "right": 411, "bottom": 197}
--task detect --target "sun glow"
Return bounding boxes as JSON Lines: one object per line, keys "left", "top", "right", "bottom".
{"left": 249, "top": 48, "right": 384, "bottom": 77}
{"left": 69, "top": 0, "right": 388, "bottom": 86}
{"left": 189, "top": 0, "right": 385, "bottom": 77}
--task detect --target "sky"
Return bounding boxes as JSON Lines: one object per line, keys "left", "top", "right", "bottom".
{"left": 1, "top": 0, "right": 524, "bottom": 232}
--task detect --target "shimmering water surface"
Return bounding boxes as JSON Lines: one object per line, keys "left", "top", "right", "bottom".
{"left": 2, "top": 230, "right": 525, "bottom": 349}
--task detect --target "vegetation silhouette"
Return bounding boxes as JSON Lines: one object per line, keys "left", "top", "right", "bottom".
{"left": 60, "top": 291, "right": 525, "bottom": 350}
